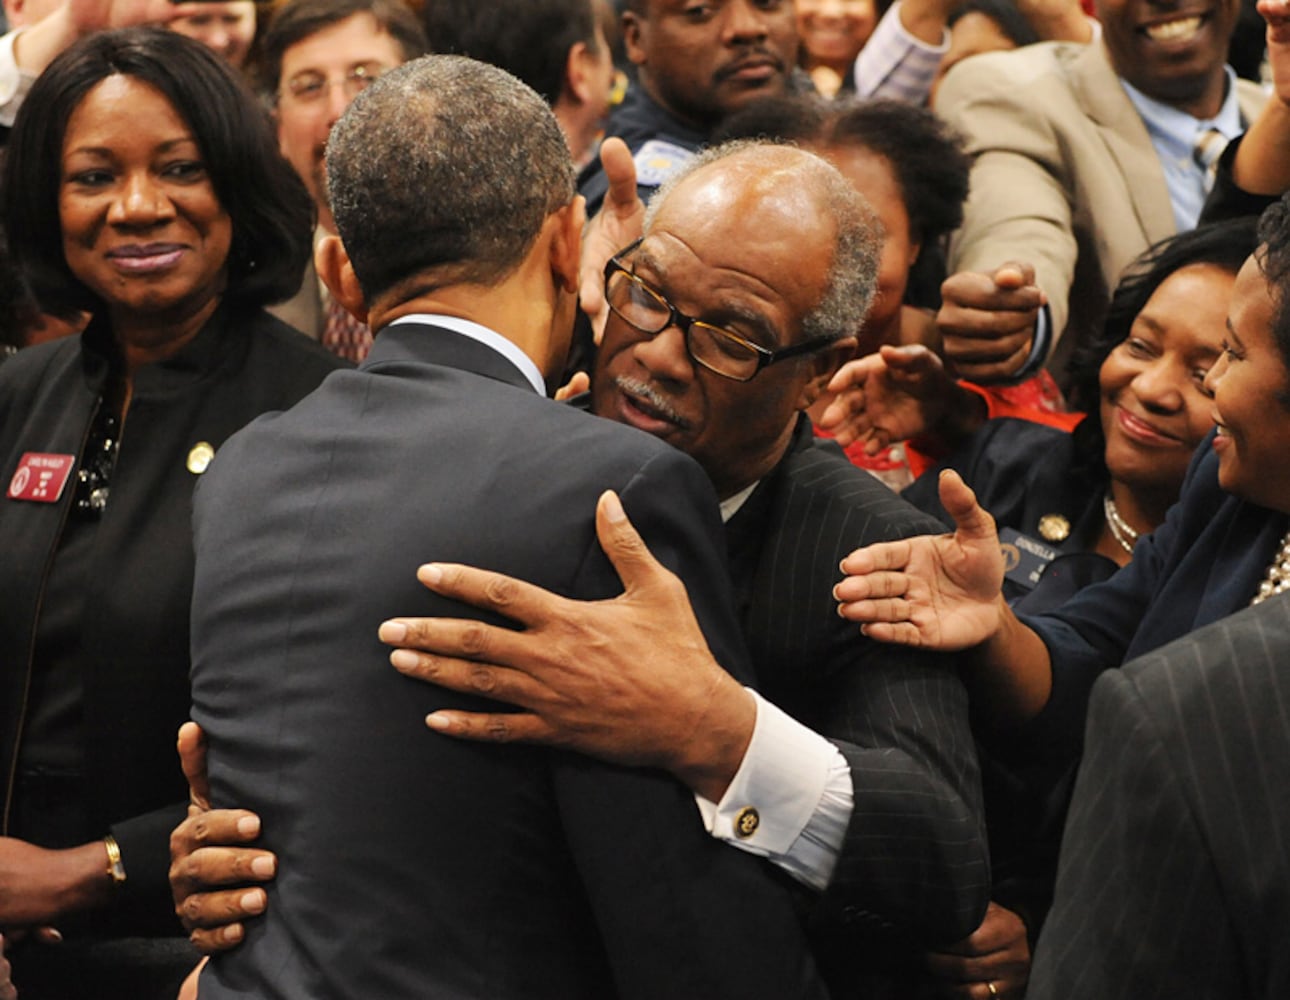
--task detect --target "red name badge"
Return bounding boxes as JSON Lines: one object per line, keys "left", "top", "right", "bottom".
{"left": 7, "top": 452, "right": 75, "bottom": 503}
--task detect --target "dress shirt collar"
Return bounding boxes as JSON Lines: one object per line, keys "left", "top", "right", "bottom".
{"left": 1120, "top": 66, "right": 1243, "bottom": 157}
{"left": 719, "top": 482, "right": 759, "bottom": 522}
{"left": 1120, "top": 66, "right": 1242, "bottom": 231}
{"left": 386, "top": 313, "right": 546, "bottom": 396}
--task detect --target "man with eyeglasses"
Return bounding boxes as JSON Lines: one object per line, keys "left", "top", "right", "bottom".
{"left": 179, "top": 59, "right": 831, "bottom": 999}
{"left": 175, "top": 139, "right": 990, "bottom": 995}
{"left": 259, "top": 0, "right": 426, "bottom": 357}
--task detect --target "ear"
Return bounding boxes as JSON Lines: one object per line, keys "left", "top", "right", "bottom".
{"left": 550, "top": 195, "right": 587, "bottom": 294}
{"left": 3, "top": 0, "right": 25, "bottom": 27}
{"left": 564, "top": 41, "right": 596, "bottom": 105}
{"left": 315, "top": 234, "right": 369, "bottom": 324}
{"left": 797, "top": 336, "right": 858, "bottom": 410}
{"left": 622, "top": 10, "right": 647, "bottom": 67}
{"left": 907, "top": 239, "right": 923, "bottom": 270}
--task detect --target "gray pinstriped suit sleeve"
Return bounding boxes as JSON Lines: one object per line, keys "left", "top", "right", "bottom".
{"left": 1029, "top": 594, "right": 1290, "bottom": 999}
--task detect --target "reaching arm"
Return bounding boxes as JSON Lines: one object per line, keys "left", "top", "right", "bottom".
{"left": 834, "top": 469, "right": 1054, "bottom": 727}
{"left": 578, "top": 139, "right": 646, "bottom": 342}
{"left": 12, "top": 0, "right": 177, "bottom": 77}
{"left": 853, "top": 0, "right": 954, "bottom": 103}
{"left": 380, "top": 491, "right": 860, "bottom": 892}
{"left": 383, "top": 491, "right": 756, "bottom": 804}
{"left": 1227, "top": 0, "right": 1290, "bottom": 198}
{"left": 817, "top": 344, "right": 986, "bottom": 454}
{"left": 937, "top": 262, "right": 1049, "bottom": 385}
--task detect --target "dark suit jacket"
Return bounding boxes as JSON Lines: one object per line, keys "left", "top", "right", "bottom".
{"left": 0, "top": 304, "right": 344, "bottom": 935}
{"left": 189, "top": 322, "right": 826, "bottom": 1000}
{"left": 727, "top": 423, "right": 989, "bottom": 983}
{"left": 1028, "top": 595, "right": 1290, "bottom": 999}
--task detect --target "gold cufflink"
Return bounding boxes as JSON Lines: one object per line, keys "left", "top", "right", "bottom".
{"left": 734, "top": 806, "right": 760, "bottom": 839}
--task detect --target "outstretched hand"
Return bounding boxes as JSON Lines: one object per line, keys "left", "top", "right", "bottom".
{"left": 578, "top": 138, "right": 645, "bottom": 341}
{"left": 818, "top": 344, "right": 953, "bottom": 452}
{"left": 380, "top": 490, "right": 755, "bottom": 801}
{"left": 938, "top": 262, "right": 1046, "bottom": 384}
{"left": 170, "top": 723, "right": 275, "bottom": 954}
{"left": 834, "top": 470, "right": 1005, "bottom": 649}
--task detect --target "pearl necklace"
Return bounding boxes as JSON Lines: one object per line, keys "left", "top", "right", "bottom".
{"left": 1251, "top": 530, "right": 1290, "bottom": 605}
{"left": 1103, "top": 494, "right": 1139, "bottom": 555}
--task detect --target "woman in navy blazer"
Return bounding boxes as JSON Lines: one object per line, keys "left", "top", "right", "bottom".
{"left": 835, "top": 191, "right": 1290, "bottom": 783}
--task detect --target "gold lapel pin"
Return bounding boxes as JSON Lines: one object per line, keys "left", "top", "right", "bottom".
{"left": 187, "top": 442, "right": 215, "bottom": 475}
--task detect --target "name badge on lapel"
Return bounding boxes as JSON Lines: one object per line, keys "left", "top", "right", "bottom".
{"left": 998, "top": 527, "right": 1058, "bottom": 592}
{"left": 7, "top": 452, "right": 75, "bottom": 503}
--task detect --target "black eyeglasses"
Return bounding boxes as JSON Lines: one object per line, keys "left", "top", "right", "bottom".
{"left": 603, "top": 239, "right": 840, "bottom": 383}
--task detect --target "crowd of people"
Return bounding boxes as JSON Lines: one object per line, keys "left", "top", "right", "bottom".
{"left": 1, "top": 0, "right": 1289, "bottom": 998}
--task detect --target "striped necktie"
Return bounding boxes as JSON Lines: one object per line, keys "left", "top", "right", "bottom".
{"left": 1193, "top": 128, "right": 1229, "bottom": 192}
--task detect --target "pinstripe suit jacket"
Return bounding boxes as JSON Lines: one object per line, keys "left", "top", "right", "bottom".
{"left": 727, "top": 422, "right": 990, "bottom": 968}
{"left": 1028, "top": 595, "right": 1290, "bottom": 999}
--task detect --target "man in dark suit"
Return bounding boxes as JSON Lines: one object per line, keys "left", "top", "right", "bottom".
{"left": 1027, "top": 593, "right": 1290, "bottom": 999}
{"left": 379, "top": 143, "right": 992, "bottom": 989}
{"left": 186, "top": 55, "right": 826, "bottom": 999}
{"left": 174, "top": 141, "right": 989, "bottom": 997}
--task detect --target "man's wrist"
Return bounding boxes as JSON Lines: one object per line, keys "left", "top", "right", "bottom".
{"left": 983, "top": 305, "right": 1051, "bottom": 386}
{"left": 672, "top": 675, "right": 756, "bottom": 803}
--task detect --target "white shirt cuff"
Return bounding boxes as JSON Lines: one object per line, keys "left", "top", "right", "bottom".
{"left": 694, "top": 689, "right": 853, "bottom": 891}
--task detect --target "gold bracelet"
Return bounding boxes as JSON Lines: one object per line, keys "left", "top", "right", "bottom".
{"left": 103, "top": 834, "right": 127, "bottom": 886}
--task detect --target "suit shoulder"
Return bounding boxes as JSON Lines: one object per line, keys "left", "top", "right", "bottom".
{"left": 0, "top": 336, "right": 80, "bottom": 388}
{"left": 938, "top": 40, "right": 1081, "bottom": 101}
{"left": 1120, "top": 597, "right": 1290, "bottom": 723}
{"left": 544, "top": 397, "right": 697, "bottom": 469}
{"left": 779, "top": 441, "right": 945, "bottom": 541}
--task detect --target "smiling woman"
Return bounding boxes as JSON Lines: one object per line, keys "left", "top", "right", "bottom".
{"left": 834, "top": 193, "right": 1290, "bottom": 798}
{"left": 57, "top": 75, "right": 234, "bottom": 360}
{"left": 0, "top": 27, "right": 345, "bottom": 999}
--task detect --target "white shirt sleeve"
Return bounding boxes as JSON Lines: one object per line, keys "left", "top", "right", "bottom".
{"left": 852, "top": 1, "right": 949, "bottom": 104}
{"left": 0, "top": 29, "right": 35, "bottom": 128}
{"left": 694, "top": 688, "right": 853, "bottom": 892}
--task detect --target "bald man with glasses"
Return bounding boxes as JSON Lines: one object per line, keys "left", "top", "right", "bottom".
{"left": 175, "top": 139, "right": 989, "bottom": 995}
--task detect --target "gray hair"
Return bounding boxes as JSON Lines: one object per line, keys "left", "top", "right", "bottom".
{"left": 643, "top": 139, "right": 882, "bottom": 346}
{"left": 326, "top": 54, "right": 576, "bottom": 303}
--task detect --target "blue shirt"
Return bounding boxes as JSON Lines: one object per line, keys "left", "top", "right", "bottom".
{"left": 1121, "top": 67, "right": 1244, "bottom": 232}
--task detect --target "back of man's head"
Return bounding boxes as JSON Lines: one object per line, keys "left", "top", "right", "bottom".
{"left": 258, "top": 0, "right": 427, "bottom": 92}
{"left": 421, "top": 0, "right": 600, "bottom": 106}
{"left": 326, "top": 55, "right": 576, "bottom": 304}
